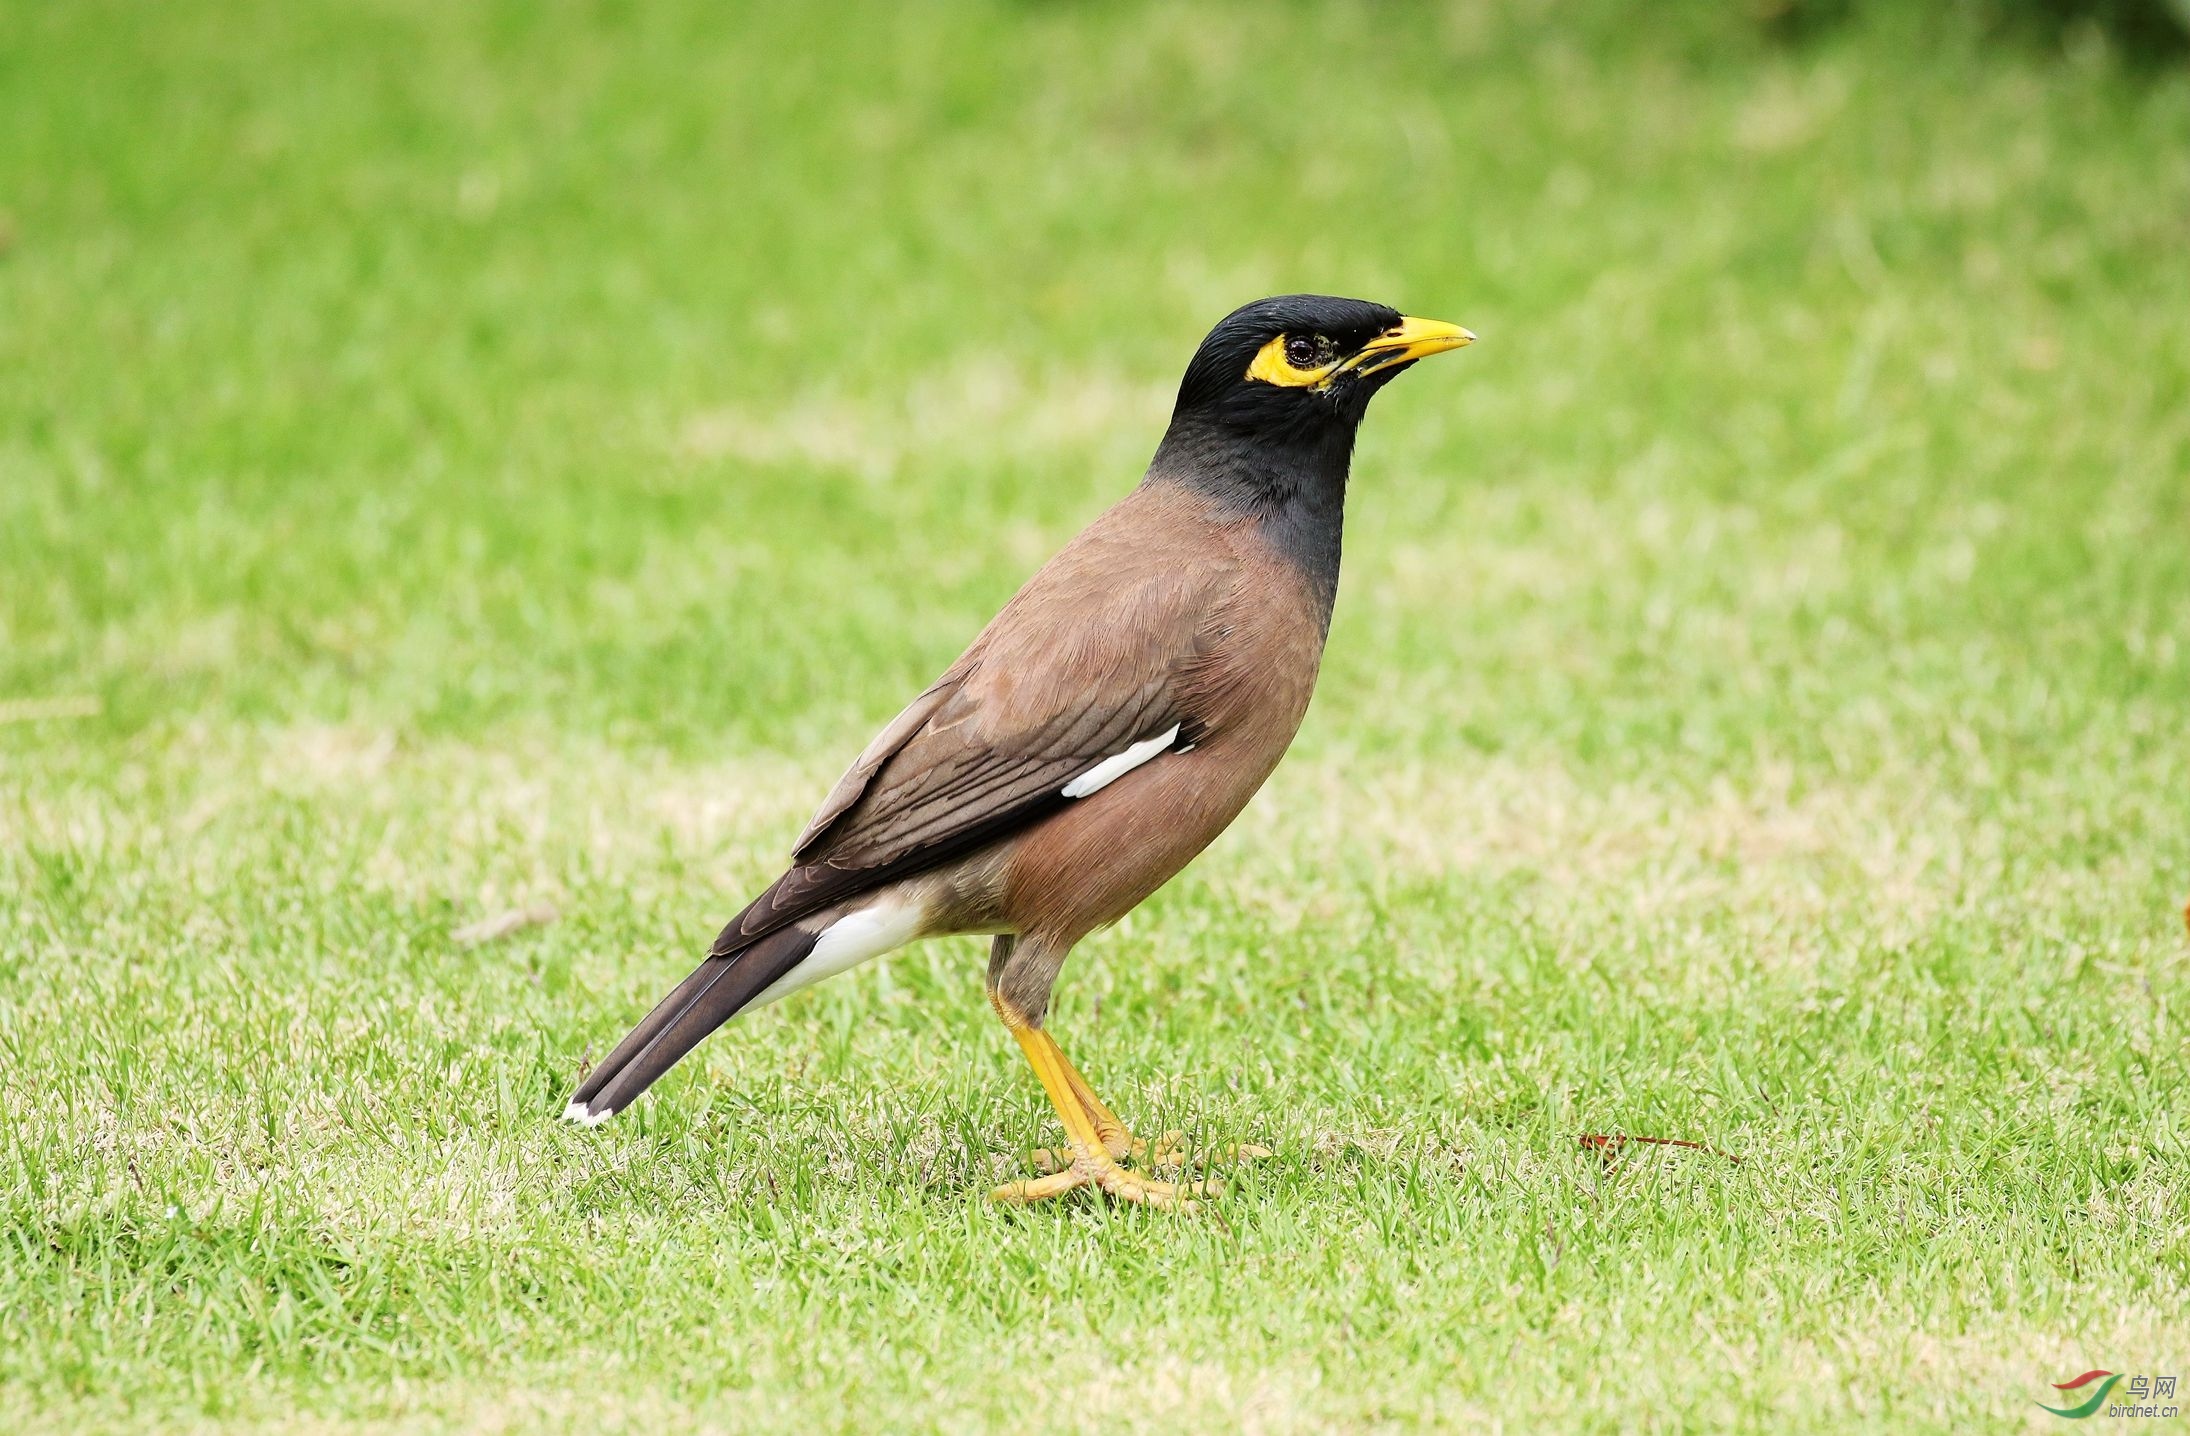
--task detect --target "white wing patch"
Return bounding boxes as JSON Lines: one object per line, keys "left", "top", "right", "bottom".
{"left": 1061, "top": 724, "right": 1181, "bottom": 799}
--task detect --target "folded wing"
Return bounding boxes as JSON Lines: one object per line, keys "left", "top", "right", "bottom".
{"left": 711, "top": 522, "right": 1230, "bottom": 957}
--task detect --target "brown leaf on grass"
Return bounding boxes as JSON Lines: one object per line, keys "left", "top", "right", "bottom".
{"left": 452, "top": 903, "right": 559, "bottom": 947}
{"left": 1578, "top": 1133, "right": 1741, "bottom": 1164}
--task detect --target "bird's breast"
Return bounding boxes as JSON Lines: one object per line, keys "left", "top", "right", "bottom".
{"left": 999, "top": 539, "right": 1331, "bottom": 944}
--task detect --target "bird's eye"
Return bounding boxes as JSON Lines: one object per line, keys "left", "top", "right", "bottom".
{"left": 1285, "top": 335, "right": 1321, "bottom": 368}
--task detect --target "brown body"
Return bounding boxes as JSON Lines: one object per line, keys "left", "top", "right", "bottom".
{"left": 999, "top": 494, "right": 1323, "bottom": 942}
{"left": 828, "top": 478, "right": 1330, "bottom": 1022}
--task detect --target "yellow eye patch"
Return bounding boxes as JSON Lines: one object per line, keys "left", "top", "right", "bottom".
{"left": 1246, "top": 333, "right": 1338, "bottom": 388}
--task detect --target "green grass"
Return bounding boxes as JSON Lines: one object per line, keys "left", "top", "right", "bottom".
{"left": 4, "top": 1, "right": 2188, "bottom": 1430}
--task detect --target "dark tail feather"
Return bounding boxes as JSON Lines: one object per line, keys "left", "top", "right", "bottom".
{"left": 565, "top": 925, "right": 819, "bottom": 1124}
{"left": 568, "top": 960, "right": 724, "bottom": 1108}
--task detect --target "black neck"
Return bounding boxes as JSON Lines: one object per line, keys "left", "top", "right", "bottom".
{"left": 1144, "top": 411, "right": 1355, "bottom": 624}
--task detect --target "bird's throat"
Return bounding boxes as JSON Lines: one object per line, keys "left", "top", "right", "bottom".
{"left": 1146, "top": 416, "right": 1351, "bottom": 626}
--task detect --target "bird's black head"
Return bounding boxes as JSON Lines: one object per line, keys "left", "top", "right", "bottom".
{"left": 1157, "top": 294, "right": 1474, "bottom": 506}
{"left": 1174, "top": 294, "right": 1473, "bottom": 433}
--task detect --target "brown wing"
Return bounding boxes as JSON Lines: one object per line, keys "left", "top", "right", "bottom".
{"left": 789, "top": 676, "right": 957, "bottom": 858}
{"left": 709, "top": 491, "right": 1234, "bottom": 956}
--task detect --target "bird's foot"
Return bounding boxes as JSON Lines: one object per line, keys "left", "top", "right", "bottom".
{"left": 992, "top": 1021, "right": 1262, "bottom": 1211}
{"left": 991, "top": 1142, "right": 1224, "bottom": 1211}
{"left": 1144, "top": 1131, "right": 1275, "bottom": 1170}
{"left": 1029, "top": 1129, "right": 1272, "bottom": 1175}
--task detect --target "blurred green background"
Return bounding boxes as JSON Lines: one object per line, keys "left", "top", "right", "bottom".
{"left": 3, "top": 2, "right": 2187, "bottom": 1432}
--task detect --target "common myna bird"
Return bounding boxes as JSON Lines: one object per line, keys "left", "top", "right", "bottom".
{"left": 567, "top": 295, "right": 1474, "bottom": 1208}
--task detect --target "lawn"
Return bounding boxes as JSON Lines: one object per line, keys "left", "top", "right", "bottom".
{"left": 3, "top": 1, "right": 2188, "bottom": 1431}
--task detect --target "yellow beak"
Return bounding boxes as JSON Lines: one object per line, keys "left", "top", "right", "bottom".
{"left": 1343, "top": 315, "right": 1477, "bottom": 377}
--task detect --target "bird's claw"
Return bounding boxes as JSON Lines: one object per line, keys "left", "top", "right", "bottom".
{"left": 992, "top": 1143, "right": 1224, "bottom": 1211}
{"left": 1143, "top": 1131, "right": 1274, "bottom": 1171}
{"left": 1029, "top": 1129, "right": 1272, "bottom": 1175}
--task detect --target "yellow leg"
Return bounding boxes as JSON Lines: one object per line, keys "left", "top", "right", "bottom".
{"left": 988, "top": 1019, "right": 1220, "bottom": 1211}
{"left": 1043, "top": 1034, "right": 1136, "bottom": 1159}
{"left": 1031, "top": 1032, "right": 1274, "bottom": 1172}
